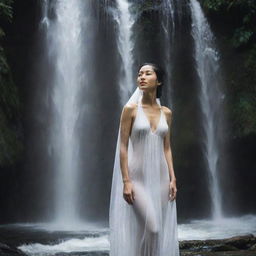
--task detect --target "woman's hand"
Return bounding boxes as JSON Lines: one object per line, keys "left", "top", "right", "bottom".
{"left": 169, "top": 180, "right": 177, "bottom": 201}
{"left": 123, "top": 181, "right": 135, "bottom": 205}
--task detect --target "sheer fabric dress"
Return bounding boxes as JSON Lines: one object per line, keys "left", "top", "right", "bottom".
{"left": 109, "top": 89, "right": 180, "bottom": 256}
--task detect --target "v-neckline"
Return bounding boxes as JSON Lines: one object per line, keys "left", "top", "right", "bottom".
{"left": 139, "top": 100, "right": 162, "bottom": 134}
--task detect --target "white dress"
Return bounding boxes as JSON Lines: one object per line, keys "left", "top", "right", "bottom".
{"left": 109, "top": 93, "right": 180, "bottom": 256}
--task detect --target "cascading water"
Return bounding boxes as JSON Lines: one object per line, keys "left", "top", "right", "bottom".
{"left": 190, "top": 0, "right": 224, "bottom": 219}
{"left": 41, "top": 0, "right": 49, "bottom": 28}
{"left": 175, "top": 0, "right": 184, "bottom": 25}
{"left": 161, "top": 0, "right": 175, "bottom": 107}
{"left": 113, "top": 0, "right": 136, "bottom": 104}
{"left": 43, "top": 0, "right": 86, "bottom": 225}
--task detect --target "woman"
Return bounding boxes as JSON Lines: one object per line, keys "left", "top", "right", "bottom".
{"left": 109, "top": 63, "right": 180, "bottom": 256}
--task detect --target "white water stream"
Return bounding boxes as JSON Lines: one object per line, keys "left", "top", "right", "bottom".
{"left": 41, "top": 0, "right": 90, "bottom": 225}
{"left": 114, "top": 0, "right": 136, "bottom": 103}
{"left": 190, "top": 0, "right": 225, "bottom": 219}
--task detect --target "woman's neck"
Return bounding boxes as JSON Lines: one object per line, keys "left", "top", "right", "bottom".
{"left": 141, "top": 91, "right": 158, "bottom": 106}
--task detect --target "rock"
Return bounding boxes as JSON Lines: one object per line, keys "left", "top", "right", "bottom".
{"left": 0, "top": 242, "right": 26, "bottom": 256}
{"left": 181, "top": 251, "right": 256, "bottom": 255}
{"left": 224, "top": 234, "right": 256, "bottom": 249}
{"left": 179, "top": 234, "right": 256, "bottom": 256}
{"left": 180, "top": 234, "right": 256, "bottom": 251}
{"left": 211, "top": 244, "right": 239, "bottom": 251}
{"left": 249, "top": 243, "right": 256, "bottom": 251}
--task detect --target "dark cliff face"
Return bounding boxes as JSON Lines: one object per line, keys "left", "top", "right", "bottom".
{"left": 1, "top": 0, "right": 41, "bottom": 222}
{"left": 0, "top": 0, "right": 255, "bottom": 223}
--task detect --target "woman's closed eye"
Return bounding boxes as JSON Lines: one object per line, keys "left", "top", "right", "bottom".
{"left": 138, "top": 72, "right": 152, "bottom": 76}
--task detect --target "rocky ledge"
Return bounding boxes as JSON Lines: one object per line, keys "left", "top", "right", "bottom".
{"left": 1, "top": 234, "right": 256, "bottom": 256}
{"left": 180, "top": 234, "right": 256, "bottom": 256}
{"left": 0, "top": 242, "right": 26, "bottom": 256}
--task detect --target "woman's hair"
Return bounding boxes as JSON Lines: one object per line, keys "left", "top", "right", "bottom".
{"left": 137, "top": 62, "right": 165, "bottom": 98}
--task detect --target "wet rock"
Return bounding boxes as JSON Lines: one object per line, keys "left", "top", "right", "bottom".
{"left": 249, "top": 243, "right": 256, "bottom": 251}
{"left": 180, "top": 234, "right": 256, "bottom": 256}
{"left": 225, "top": 234, "right": 256, "bottom": 249}
{"left": 0, "top": 242, "right": 26, "bottom": 256}
{"left": 181, "top": 251, "right": 256, "bottom": 255}
{"left": 210, "top": 244, "right": 239, "bottom": 251}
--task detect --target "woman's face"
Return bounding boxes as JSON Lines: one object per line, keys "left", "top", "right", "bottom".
{"left": 137, "top": 65, "right": 161, "bottom": 92}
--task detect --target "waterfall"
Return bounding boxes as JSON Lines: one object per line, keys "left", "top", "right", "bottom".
{"left": 113, "top": 0, "right": 136, "bottom": 104}
{"left": 41, "top": 0, "right": 49, "bottom": 28}
{"left": 190, "top": 0, "right": 224, "bottom": 219}
{"left": 42, "top": 0, "right": 89, "bottom": 226}
{"left": 38, "top": 0, "right": 226, "bottom": 226}
{"left": 161, "top": 0, "right": 176, "bottom": 107}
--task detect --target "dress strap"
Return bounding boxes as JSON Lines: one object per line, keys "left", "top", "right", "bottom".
{"left": 156, "top": 98, "right": 161, "bottom": 107}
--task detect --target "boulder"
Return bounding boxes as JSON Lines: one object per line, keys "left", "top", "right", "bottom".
{"left": 0, "top": 242, "right": 26, "bottom": 256}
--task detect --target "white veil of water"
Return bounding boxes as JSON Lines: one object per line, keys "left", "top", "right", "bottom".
{"left": 113, "top": 0, "right": 136, "bottom": 104}
{"left": 41, "top": 0, "right": 89, "bottom": 226}
{"left": 161, "top": 0, "right": 175, "bottom": 107}
{"left": 190, "top": 0, "right": 224, "bottom": 219}
{"left": 41, "top": 0, "right": 49, "bottom": 28}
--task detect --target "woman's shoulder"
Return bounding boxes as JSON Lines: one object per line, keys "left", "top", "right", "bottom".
{"left": 124, "top": 103, "right": 138, "bottom": 111}
{"left": 161, "top": 105, "right": 172, "bottom": 115}
{"left": 161, "top": 106, "right": 172, "bottom": 125}
{"left": 121, "top": 103, "right": 138, "bottom": 118}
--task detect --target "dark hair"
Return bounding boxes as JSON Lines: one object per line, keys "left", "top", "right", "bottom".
{"left": 137, "top": 62, "right": 165, "bottom": 98}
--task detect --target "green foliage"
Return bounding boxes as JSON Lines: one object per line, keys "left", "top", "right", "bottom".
{"left": 0, "top": 47, "right": 19, "bottom": 120}
{"left": 0, "top": 107, "right": 23, "bottom": 165}
{"left": 202, "top": 0, "right": 223, "bottom": 11}
{"left": 202, "top": 0, "right": 256, "bottom": 48}
{"left": 227, "top": 45, "right": 256, "bottom": 137}
{"left": 201, "top": 0, "right": 256, "bottom": 137}
{"left": 232, "top": 27, "right": 253, "bottom": 48}
{"left": 0, "top": 0, "right": 13, "bottom": 22}
{"left": 230, "top": 94, "right": 256, "bottom": 137}
{"left": 0, "top": 0, "right": 23, "bottom": 166}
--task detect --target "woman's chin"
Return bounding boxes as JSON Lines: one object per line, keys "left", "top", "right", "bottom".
{"left": 139, "top": 86, "right": 147, "bottom": 90}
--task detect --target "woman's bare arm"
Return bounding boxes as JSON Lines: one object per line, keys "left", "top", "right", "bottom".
{"left": 163, "top": 106, "right": 177, "bottom": 200}
{"left": 119, "top": 103, "right": 136, "bottom": 204}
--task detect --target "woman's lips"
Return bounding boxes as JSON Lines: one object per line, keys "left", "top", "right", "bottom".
{"left": 140, "top": 82, "right": 146, "bottom": 84}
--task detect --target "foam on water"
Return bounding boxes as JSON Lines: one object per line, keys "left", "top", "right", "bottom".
{"left": 18, "top": 235, "right": 110, "bottom": 255}
{"left": 12, "top": 215, "right": 256, "bottom": 255}
{"left": 178, "top": 214, "right": 256, "bottom": 240}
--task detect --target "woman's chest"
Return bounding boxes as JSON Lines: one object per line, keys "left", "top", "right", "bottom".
{"left": 131, "top": 108, "right": 168, "bottom": 138}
